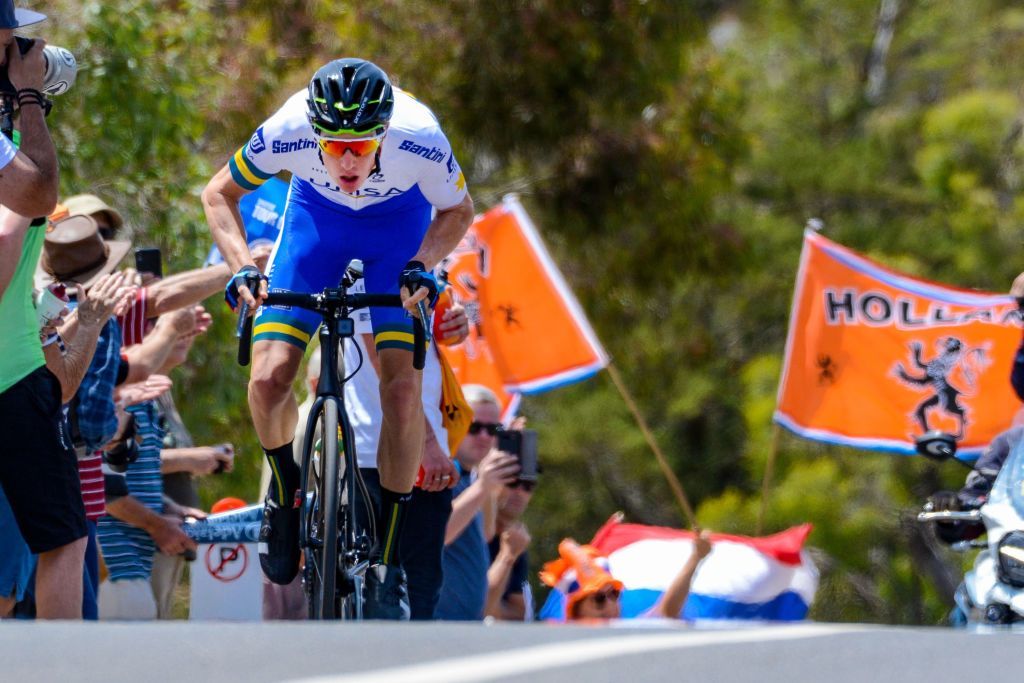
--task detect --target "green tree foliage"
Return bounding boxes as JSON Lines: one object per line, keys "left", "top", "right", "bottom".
{"left": 33, "top": 0, "right": 1024, "bottom": 623}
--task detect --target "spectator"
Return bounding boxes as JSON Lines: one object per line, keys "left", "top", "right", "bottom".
{"left": 152, "top": 308, "right": 229, "bottom": 619}
{"left": 485, "top": 476, "right": 537, "bottom": 621}
{"left": 540, "top": 532, "right": 713, "bottom": 621}
{"left": 35, "top": 213, "right": 140, "bottom": 620}
{"left": 97, "top": 374, "right": 199, "bottom": 620}
{"left": 341, "top": 282, "right": 471, "bottom": 620}
{"left": 435, "top": 386, "right": 520, "bottom": 621}
{"left": 62, "top": 193, "right": 124, "bottom": 240}
{"left": 0, "top": 8, "right": 82, "bottom": 617}
{"left": 1009, "top": 274, "right": 1024, "bottom": 402}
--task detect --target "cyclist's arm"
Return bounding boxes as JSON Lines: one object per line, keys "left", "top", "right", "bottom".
{"left": 201, "top": 166, "right": 256, "bottom": 274}
{"left": 409, "top": 194, "right": 475, "bottom": 271}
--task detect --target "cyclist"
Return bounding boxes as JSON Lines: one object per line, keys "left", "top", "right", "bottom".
{"left": 202, "top": 58, "right": 473, "bottom": 619}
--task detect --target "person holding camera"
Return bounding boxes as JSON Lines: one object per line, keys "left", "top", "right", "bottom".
{"left": 435, "top": 385, "right": 521, "bottom": 621}
{"left": 0, "top": 3, "right": 82, "bottom": 620}
{"left": 485, "top": 472, "right": 538, "bottom": 621}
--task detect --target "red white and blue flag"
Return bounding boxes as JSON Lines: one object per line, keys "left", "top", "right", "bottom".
{"left": 539, "top": 517, "right": 818, "bottom": 621}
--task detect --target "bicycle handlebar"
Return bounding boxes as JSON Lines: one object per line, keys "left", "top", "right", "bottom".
{"left": 236, "top": 287, "right": 428, "bottom": 370}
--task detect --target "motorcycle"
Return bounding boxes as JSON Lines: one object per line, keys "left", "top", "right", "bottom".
{"left": 916, "top": 430, "right": 1024, "bottom": 626}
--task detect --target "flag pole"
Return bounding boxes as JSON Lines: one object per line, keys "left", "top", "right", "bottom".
{"left": 605, "top": 361, "right": 699, "bottom": 530}
{"left": 756, "top": 424, "right": 782, "bottom": 535}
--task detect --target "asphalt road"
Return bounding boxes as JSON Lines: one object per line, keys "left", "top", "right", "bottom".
{"left": 2, "top": 620, "right": 1021, "bottom": 683}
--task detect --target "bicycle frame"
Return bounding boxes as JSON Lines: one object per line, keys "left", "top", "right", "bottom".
{"left": 236, "top": 282, "right": 426, "bottom": 620}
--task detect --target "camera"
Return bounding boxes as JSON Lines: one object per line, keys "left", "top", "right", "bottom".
{"left": 496, "top": 428, "right": 539, "bottom": 482}
{"left": 0, "top": 36, "right": 77, "bottom": 96}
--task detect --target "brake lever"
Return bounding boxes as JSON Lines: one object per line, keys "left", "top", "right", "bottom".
{"left": 416, "top": 300, "right": 433, "bottom": 345}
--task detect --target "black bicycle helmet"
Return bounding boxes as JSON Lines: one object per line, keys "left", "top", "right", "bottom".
{"left": 306, "top": 58, "right": 395, "bottom": 136}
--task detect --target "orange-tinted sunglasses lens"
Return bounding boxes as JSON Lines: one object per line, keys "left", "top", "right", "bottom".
{"left": 318, "top": 138, "right": 381, "bottom": 158}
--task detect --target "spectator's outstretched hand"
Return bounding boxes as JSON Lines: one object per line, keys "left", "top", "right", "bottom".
{"left": 116, "top": 374, "right": 173, "bottom": 407}
{"left": 693, "top": 529, "right": 713, "bottom": 560}
{"left": 78, "top": 272, "right": 137, "bottom": 327}
{"left": 190, "top": 305, "right": 214, "bottom": 337}
{"left": 159, "top": 305, "right": 197, "bottom": 337}
{"left": 252, "top": 243, "right": 274, "bottom": 273}
{"left": 151, "top": 515, "right": 197, "bottom": 556}
{"left": 120, "top": 267, "right": 144, "bottom": 289}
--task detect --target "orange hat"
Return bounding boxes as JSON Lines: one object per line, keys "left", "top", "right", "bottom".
{"left": 540, "top": 538, "right": 624, "bottom": 619}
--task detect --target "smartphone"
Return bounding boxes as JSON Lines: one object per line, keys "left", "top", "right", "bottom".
{"left": 134, "top": 247, "right": 163, "bottom": 279}
{"left": 497, "top": 428, "right": 539, "bottom": 482}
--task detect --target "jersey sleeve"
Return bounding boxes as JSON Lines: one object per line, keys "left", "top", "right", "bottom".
{"left": 416, "top": 128, "right": 469, "bottom": 210}
{"left": 228, "top": 107, "right": 292, "bottom": 191}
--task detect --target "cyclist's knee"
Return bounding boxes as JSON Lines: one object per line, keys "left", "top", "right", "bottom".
{"left": 379, "top": 372, "right": 420, "bottom": 421}
{"left": 250, "top": 344, "right": 303, "bottom": 402}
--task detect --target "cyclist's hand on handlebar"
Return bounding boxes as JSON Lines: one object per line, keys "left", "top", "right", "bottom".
{"left": 399, "top": 260, "right": 443, "bottom": 315}
{"left": 225, "top": 265, "right": 268, "bottom": 311}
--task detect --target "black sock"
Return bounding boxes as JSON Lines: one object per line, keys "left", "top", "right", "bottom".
{"left": 264, "top": 442, "right": 299, "bottom": 506}
{"left": 377, "top": 487, "right": 413, "bottom": 566}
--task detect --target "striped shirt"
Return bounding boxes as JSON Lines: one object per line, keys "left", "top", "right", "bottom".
{"left": 116, "top": 287, "right": 149, "bottom": 347}
{"left": 77, "top": 452, "right": 105, "bottom": 522}
{"left": 96, "top": 400, "right": 164, "bottom": 581}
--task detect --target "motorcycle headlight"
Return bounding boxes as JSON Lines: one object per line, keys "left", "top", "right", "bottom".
{"left": 997, "top": 531, "right": 1024, "bottom": 589}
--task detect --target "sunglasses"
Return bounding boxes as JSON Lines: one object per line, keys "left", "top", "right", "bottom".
{"left": 508, "top": 480, "right": 536, "bottom": 493}
{"left": 318, "top": 136, "right": 382, "bottom": 158}
{"left": 468, "top": 421, "right": 502, "bottom": 436}
{"left": 590, "top": 588, "right": 621, "bottom": 607}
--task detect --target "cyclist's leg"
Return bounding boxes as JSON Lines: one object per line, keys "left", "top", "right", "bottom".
{"left": 249, "top": 340, "right": 305, "bottom": 499}
{"left": 250, "top": 189, "right": 352, "bottom": 584}
{"left": 360, "top": 228, "right": 430, "bottom": 619}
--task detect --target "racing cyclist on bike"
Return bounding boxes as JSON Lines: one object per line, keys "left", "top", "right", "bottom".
{"left": 202, "top": 58, "right": 473, "bottom": 619}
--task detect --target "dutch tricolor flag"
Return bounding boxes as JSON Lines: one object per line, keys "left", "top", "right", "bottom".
{"left": 539, "top": 516, "right": 819, "bottom": 621}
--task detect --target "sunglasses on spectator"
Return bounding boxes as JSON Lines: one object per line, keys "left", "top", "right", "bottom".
{"left": 508, "top": 480, "right": 536, "bottom": 493}
{"left": 468, "top": 421, "right": 502, "bottom": 436}
{"left": 590, "top": 588, "right": 621, "bottom": 607}
{"left": 318, "top": 136, "right": 382, "bottom": 158}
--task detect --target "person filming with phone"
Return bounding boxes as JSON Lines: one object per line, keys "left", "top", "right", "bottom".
{"left": 436, "top": 385, "right": 523, "bottom": 621}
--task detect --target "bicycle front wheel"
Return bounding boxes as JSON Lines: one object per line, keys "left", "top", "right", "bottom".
{"left": 312, "top": 397, "right": 341, "bottom": 619}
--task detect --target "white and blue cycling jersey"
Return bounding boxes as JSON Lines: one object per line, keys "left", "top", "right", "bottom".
{"left": 229, "top": 88, "right": 468, "bottom": 351}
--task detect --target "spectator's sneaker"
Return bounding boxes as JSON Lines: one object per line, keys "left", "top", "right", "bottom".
{"left": 258, "top": 491, "right": 300, "bottom": 585}
{"left": 364, "top": 563, "right": 411, "bottom": 620}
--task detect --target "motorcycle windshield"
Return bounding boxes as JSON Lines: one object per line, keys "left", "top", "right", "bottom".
{"left": 987, "top": 436, "right": 1024, "bottom": 518}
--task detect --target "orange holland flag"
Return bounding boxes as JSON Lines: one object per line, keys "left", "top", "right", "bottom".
{"left": 440, "top": 195, "right": 609, "bottom": 418}
{"left": 775, "top": 230, "right": 1021, "bottom": 458}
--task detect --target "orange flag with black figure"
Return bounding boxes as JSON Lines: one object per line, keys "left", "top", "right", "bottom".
{"left": 775, "top": 230, "right": 1022, "bottom": 457}
{"left": 440, "top": 195, "right": 608, "bottom": 419}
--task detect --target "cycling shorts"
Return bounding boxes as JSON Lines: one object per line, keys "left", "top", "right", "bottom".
{"left": 254, "top": 178, "right": 433, "bottom": 352}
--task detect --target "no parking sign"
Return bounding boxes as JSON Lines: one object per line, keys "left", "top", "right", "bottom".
{"left": 188, "top": 503, "right": 263, "bottom": 621}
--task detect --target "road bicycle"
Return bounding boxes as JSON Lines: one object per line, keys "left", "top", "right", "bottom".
{"left": 236, "top": 266, "right": 427, "bottom": 619}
